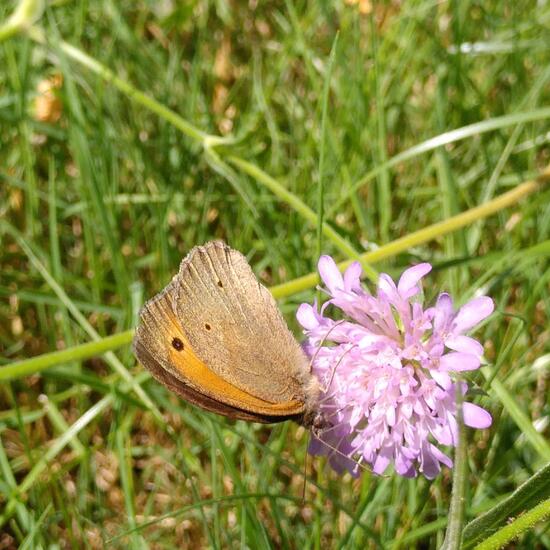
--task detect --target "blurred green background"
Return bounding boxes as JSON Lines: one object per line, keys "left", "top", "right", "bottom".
{"left": 1, "top": 0, "right": 549, "bottom": 548}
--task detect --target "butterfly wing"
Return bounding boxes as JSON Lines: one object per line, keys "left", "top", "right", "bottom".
{"left": 171, "top": 242, "right": 314, "bottom": 407}
{"left": 133, "top": 243, "right": 315, "bottom": 422}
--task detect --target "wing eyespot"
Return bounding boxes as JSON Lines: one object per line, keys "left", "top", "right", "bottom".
{"left": 171, "top": 337, "right": 184, "bottom": 351}
{"left": 204, "top": 323, "right": 212, "bottom": 331}
{"left": 217, "top": 280, "right": 223, "bottom": 288}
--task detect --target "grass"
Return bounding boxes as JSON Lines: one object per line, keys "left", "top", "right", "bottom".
{"left": 1, "top": 0, "right": 550, "bottom": 547}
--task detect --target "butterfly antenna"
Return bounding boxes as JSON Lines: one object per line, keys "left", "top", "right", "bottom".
{"left": 311, "top": 408, "right": 391, "bottom": 478}
{"left": 307, "top": 320, "right": 346, "bottom": 373}
{"left": 311, "top": 431, "right": 373, "bottom": 475}
{"left": 320, "top": 344, "right": 358, "bottom": 394}
{"left": 323, "top": 436, "right": 390, "bottom": 478}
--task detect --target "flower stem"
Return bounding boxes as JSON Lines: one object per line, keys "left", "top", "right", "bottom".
{"left": 441, "top": 383, "right": 467, "bottom": 550}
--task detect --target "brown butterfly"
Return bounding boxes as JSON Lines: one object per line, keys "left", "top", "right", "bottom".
{"left": 133, "top": 241, "right": 323, "bottom": 428}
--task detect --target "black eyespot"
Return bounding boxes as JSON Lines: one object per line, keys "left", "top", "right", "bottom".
{"left": 171, "top": 337, "right": 184, "bottom": 351}
{"left": 204, "top": 323, "right": 211, "bottom": 331}
{"left": 217, "top": 280, "right": 223, "bottom": 288}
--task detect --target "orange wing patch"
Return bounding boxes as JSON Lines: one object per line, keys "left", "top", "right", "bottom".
{"left": 168, "top": 331, "right": 304, "bottom": 417}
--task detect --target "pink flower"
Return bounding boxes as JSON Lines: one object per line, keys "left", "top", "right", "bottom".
{"left": 298, "top": 257, "right": 494, "bottom": 479}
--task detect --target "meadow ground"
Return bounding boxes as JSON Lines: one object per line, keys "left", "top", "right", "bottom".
{"left": 1, "top": 0, "right": 550, "bottom": 548}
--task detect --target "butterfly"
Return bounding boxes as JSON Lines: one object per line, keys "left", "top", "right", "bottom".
{"left": 133, "top": 241, "right": 324, "bottom": 429}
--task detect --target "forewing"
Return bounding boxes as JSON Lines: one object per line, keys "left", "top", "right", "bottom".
{"left": 171, "top": 241, "right": 310, "bottom": 404}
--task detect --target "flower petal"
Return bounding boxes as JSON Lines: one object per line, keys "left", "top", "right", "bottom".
{"left": 440, "top": 352, "right": 480, "bottom": 371}
{"left": 386, "top": 406, "right": 396, "bottom": 427}
{"left": 318, "top": 255, "right": 343, "bottom": 294}
{"left": 395, "top": 453, "right": 415, "bottom": 476}
{"left": 329, "top": 454, "right": 360, "bottom": 477}
{"left": 430, "top": 369, "right": 452, "bottom": 390}
{"left": 430, "top": 444, "right": 453, "bottom": 468}
{"left": 463, "top": 402, "right": 492, "bottom": 428}
{"left": 434, "top": 293, "right": 453, "bottom": 332}
{"left": 307, "top": 436, "right": 327, "bottom": 456}
{"left": 446, "top": 334, "right": 484, "bottom": 357}
{"left": 397, "top": 263, "right": 432, "bottom": 297}
{"left": 419, "top": 443, "right": 441, "bottom": 479}
{"left": 373, "top": 450, "right": 392, "bottom": 475}
{"left": 343, "top": 261, "right": 363, "bottom": 291}
{"left": 296, "top": 303, "right": 321, "bottom": 330}
{"left": 377, "top": 273, "right": 398, "bottom": 300}
{"left": 435, "top": 423, "right": 454, "bottom": 446}
{"left": 306, "top": 254, "right": 493, "bottom": 480}
{"left": 453, "top": 296, "right": 494, "bottom": 333}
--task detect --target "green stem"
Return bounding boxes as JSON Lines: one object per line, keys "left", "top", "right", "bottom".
{"left": 228, "top": 156, "right": 378, "bottom": 281}
{"left": 0, "top": 0, "right": 43, "bottom": 43}
{"left": 0, "top": 330, "right": 134, "bottom": 381}
{"left": 441, "top": 383, "right": 467, "bottom": 550}
{"left": 271, "top": 170, "right": 549, "bottom": 298}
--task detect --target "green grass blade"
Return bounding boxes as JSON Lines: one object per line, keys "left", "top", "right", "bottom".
{"left": 330, "top": 107, "right": 550, "bottom": 214}
{"left": 0, "top": 330, "right": 133, "bottom": 381}
{"left": 19, "top": 503, "right": 52, "bottom": 550}
{"left": 316, "top": 33, "right": 339, "bottom": 262}
{"left": 0, "top": 0, "right": 43, "bottom": 43}
{"left": 0, "top": 222, "right": 161, "bottom": 421}
{"left": 0, "top": 396, "right": 111, "bottom": 528}
{"left": 484, "top": 375, "right": 550, "bottom": 462}
{"left": 463, "top": 461, "right": 550, "bottom": 548}
{"left": 473, "top": 497, "right": 550, "bottom": 550}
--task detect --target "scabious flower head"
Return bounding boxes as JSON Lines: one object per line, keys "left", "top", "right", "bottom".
{"left": 298, "top": 257, "right": 494, "bottom": 479}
